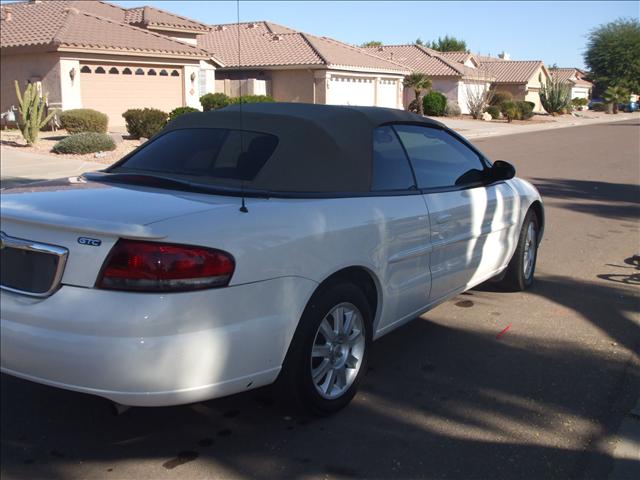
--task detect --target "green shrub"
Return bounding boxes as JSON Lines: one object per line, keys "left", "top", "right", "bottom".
{"left": 122, "top": 108, "right": 167, "bottom": 139}
{"left": 228, "top": 95, "right": 276, "bottom": 105}
{"left": 516, "top": 101, "right": 535, "bottom": 120}
{"left": 52, "top": 132, "right": 115, "bottom": 154}
{"left": 59, "top": 109, "right": 108, "bottom": 134}
{"left": 501, "top": 101, "right": 519, "bottom": 122}
{"left": 489, "top": 90, "right": 513, "bottom": 107}
{"left": 422, "top": 91, "right": 447, "bottom": 116}
{"left": 200, "top": 92, "right": 230, "bottom": 111}
{"left": 444, "top": 102, "right": 462, "bottom": 117}
{"left": 572, "top": 97, "right": 589, "bottom": 108}
{"left": 168, "top": 106, "right": 199, "bottom": 122}
{"left": 485, "top": 105, "right": 501, "bottom": 119}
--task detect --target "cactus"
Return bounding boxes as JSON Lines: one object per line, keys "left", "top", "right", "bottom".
{"left": 540, "top": 76, "right": 572, "bottom": 115}
{"left": 14, "top": 80, "right": 56, "bottom": 145}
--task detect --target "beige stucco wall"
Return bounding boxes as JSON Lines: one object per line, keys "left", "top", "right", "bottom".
{"left": 269, "top": 69, "right": 315, "bottom": 103}
{"left": 59, "top": 58, "right": 82, "bottom": 110}
{"left": 1, "top": 52, "right": 62, "bottom": 113}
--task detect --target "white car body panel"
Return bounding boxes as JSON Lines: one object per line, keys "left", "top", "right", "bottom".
{"left": 1, "top": 173, "right": 542, "bottom": 406}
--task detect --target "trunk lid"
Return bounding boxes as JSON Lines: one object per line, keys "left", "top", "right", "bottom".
{"left": 1, "top": 177, "right": 240, "bottom": 290}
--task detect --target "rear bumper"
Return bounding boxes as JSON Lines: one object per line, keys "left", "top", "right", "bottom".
{"left": 1, "top": 277, "right": 316, "bottom": 406}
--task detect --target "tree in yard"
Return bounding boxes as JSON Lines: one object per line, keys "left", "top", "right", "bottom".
{"left": 403, "top": 73, "right": 432, "bottom": 115}
{"left": 584, "top": 18, "right": 640, "bottom": 93}
{"left": 602, "top": 85, "right": 630, "bottom": 114}
{"left": 361, "top": 41, "right": 383, "bottom": 47}
{"left": 14, "top": 80, "right": 56, "bottom": 145}
{"left": 465, "top": 81, "right": 493, "bottom": 119}
{"left": 414, "top": 38, "right": 425, "bottom": 46}
{"left": 428, "top": 35, "right": 468, "bottom": 52}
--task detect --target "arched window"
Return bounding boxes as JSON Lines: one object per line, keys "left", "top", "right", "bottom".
{"left": 122, "top": 68, "right": 132, "bottom": 75}
{"left": 135, "top": 68, "right": 145, "bottom": 75}
{"left": 159, "top": 69, "right": 169, "bottom": 76}
{"left": 108, "top": 67, "right": 119, "bottom": 74}
{"left": 147, "top": 69, "right": 157, "bottom": 76}
{"left": 95, "top": 67, "right": 106, "bottom": 74}
{"left": 80, "top": 66, "right": 91, "bottom": 73}
{"left": 170, "top": 70, "right": 180, "bottom": 77}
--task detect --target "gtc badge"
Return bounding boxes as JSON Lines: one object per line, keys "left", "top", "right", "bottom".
{"left": 78, "top": 237, "right": 102, "bottom": 247}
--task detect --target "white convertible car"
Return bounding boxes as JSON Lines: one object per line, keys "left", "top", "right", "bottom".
{"left": 0, "top": 104, "right": 543, "bottom": 414}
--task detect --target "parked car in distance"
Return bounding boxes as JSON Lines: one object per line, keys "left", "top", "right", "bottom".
{"left": 618, "top": 101, "right": 638, "bottom": 112}
{"left": 0, "top": 104, "right": 544, "bottom": 415}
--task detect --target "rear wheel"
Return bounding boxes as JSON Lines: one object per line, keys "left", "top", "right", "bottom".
{"left": 501, "top": 210, "right": 539, "bottom": 291}
{"left": 278, "top": 282, "right": 372, "bottom": 415}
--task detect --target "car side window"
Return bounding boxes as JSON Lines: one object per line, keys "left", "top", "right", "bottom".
{"left": 371, "top": 126, "right": 416, "bottom": 191}
{"left": 393, "top": 125, "right": 486, "bottom": 189}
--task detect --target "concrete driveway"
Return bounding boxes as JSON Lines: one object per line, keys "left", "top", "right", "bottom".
{"left": 0, "top": 147, "right": 105, "bottom": 188}
{"left": 1, "top": 121, "right": 638, "bottom": 479}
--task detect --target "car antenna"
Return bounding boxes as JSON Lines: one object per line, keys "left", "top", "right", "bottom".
{"left": 237, "top": 0, "right": 248, "bottom": 213}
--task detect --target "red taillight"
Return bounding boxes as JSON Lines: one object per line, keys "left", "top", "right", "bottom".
{"left": 97, "top": 240, "right": 235, "bottom": 292}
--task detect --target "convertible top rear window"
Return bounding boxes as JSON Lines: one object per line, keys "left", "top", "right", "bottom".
{"left": 113, "top": 128, "right": 278, "bottom": 181}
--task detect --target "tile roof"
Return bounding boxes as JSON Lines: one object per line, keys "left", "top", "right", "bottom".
{"left": 0, "top": 1, "right": 209, "bottom": 57}
{"left": 438, "top": 51, "right": 474, "bottom": 64}
{"left": 125, "top": 5, "right": 210, "bottom": 32}
{"left": 550, "top": 67, "right": 593, "bottom": 87}
{"left": 479, "top": 60, "right": 544, "bottom": 84}
{"left": 197, "top": 21, "right": 410, "bottom": 73}
{"left": 364, "top": 44, "right": 494, "bottom": 81}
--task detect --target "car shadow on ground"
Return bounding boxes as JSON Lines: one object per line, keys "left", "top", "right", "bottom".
{"left": 1, "top": 275, "right": 638, "bottom": 479}
{"left": 531, "top": 178, "right": 640, "bottom": 221}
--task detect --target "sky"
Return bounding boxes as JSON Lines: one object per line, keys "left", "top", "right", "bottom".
{"left": 110, "top": 0, "right": 639, "bottom": 69}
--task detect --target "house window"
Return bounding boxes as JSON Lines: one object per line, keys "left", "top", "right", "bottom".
{"left": 122, "top": 68, "right": 132, "bottom": 75}
{"left": 159, "top": 69, "right": 169, "bottom": 76}
{"left": 95, "top": 67, "right": 106, "bottom": 74}
{"left": 148, "top": 69, "right": 157, "bottom": 76}
{"left": 80, "top": 66, "right": 91, "bottom": 73}
{"left": 109, "top": 67, "right": 119, "bottom": 74}
{"left": 171, "top": 70, "right": 180, "bottom": 77}
{"left": 135, "top": 68, "right": 145, "bottom": 75}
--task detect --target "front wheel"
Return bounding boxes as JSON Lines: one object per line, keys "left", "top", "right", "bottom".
{"left": 278, "top": 282, "right": 372, "bottom": 415}
{"left": 501, "top": 210, "right": 540, "bottom": 291}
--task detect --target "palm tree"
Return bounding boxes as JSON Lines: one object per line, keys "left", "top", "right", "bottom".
{"left": 602, "top": 85, "right": 629, "bottom": 114}
{"left": 403, "top": 73, "right": 432, "bottom": 115}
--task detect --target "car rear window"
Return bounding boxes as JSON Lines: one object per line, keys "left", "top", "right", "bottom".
{"left": 113, "top": 128, "right": 279, "bottom": 181}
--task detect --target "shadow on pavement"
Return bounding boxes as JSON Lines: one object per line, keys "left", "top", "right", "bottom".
{"left": 531, "top": 178, "right": 640, "bottom": 221}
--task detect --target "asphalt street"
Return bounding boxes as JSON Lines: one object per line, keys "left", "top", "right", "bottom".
{"left": 1, "top": 120, "right": 639, "bottom": 479}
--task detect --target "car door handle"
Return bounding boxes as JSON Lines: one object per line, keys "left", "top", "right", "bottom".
{"left": 436, "top": 214, "right": 452, "bottom": 224}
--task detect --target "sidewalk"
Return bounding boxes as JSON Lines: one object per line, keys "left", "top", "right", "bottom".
{"left": 430, "top": 111, "right": 640, "bottom": 139}
{"left": 0, "top": 147, "right": 105, "bottom": 188}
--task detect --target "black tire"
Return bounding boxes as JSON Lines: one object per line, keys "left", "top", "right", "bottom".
{"left": 277, "top": 282, "right": 372, "bottom": 416}
{"left": 501, "top": 210, "right": 539, "bottom": 291}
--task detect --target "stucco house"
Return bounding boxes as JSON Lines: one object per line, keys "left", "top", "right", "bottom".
{"left": 550, "top": 68, "right": 593, "bottom": 100}
{"left": 0, "top": 0, "right": 220, "bottom": 126}
{"left": 364, "top": 44, "right": 495, "bottom": 114}
{"left": 478, "top": 58, "right": 551, "bottom": 112}
{"left": 197, "top": 21, "right": 410, "bottom": 109}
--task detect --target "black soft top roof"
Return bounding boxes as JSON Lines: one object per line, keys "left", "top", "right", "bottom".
{"left": 164, "top": 103, "right": 444, "bottom": 193}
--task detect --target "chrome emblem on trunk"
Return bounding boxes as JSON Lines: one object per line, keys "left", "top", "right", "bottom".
{"left": 78, "top": 237, "right": 102, "bottom": 247}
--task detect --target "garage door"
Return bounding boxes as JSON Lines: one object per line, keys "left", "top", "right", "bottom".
{"left": 327, "top": 75, "right": 376, "bottom": 107}
{"left": 80, "top": 64, "right": 183, "bottom": 127}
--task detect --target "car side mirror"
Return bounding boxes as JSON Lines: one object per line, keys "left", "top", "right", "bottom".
{"left": 491, "top": 160, "right": 516, "bottom": 181}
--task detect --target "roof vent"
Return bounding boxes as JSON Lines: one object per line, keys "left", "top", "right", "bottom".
{"left": 64, "top": 7, "right": 80, "bottom": 15}
{"left": 29, "top": 0, "right": 43, "bottom": 3}
{"left": 247, "top": 22, "right": 257, "bottom": 29}
{"left": 215, "top": 25, "right": 227, "bottom": 31}
{"left": 272, "top": 34, "right": 282, "bottom": 41}
{"left": 498, "top": 51, "right": 511, "bottom": 60}
{"left": 377, "top": 46, "right": 383, "bottom": 52}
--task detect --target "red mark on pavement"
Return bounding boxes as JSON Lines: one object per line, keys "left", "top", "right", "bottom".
{"left": 496, "top": 323, "right": 512, "bottom": 340}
